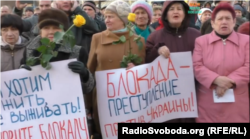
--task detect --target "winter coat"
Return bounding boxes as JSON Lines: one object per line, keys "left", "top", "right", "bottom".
{"left": 86, "top": 30, "right": 146, "bottom": 134}
{"left": 21, "top": 35, "right": 95, "bottom": 95}
{"left": 146, "top": 0, "right": 201, "bottom": 123}
{"left": 14, "top": 7, "right": 39, "bottom": 34}
{"left": 195, "top": 19, "right": 201, "bottom": 29}
{"left": 95, "top": 16, "right": 106, "bottom": 32}
{"left": 1, "top": 36, "right": 30, "bottom": 72}
{"left": 193, "top": 31, "right": 249, "bottom": 122}
{"left": 14, "top": 6, "right": 99, "bottom": 53}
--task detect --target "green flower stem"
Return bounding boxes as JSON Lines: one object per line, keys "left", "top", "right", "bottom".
{"left": 64, "top": 24, "right": 75, "bottom": 35}
{"left": 127, "top": 22, "right": 132, "bottom": 55}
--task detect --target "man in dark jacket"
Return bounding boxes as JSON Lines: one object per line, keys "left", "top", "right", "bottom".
{"left": 13, "top": 0, "right": 52, "bottom": 37}
{"left": 82, "top": 1, "right": 106, "bottom": 32}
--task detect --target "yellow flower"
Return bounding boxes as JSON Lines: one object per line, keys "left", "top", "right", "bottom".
{"left": 73, "top": 15, "right": 86, "bottom": 27}
{"left": 128, "top": 13, "right": 136, "bottom": 22}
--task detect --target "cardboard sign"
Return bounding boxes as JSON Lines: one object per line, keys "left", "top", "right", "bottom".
{"left": 95, "top": 52, "right": 198, "bottom": 139}
{"left": 1, "top": 59, "right": 89, "bottom": 139}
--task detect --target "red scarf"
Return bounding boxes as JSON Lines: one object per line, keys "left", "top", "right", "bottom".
{"left": 156, "top": 18, "right": 164, "bottom": 30}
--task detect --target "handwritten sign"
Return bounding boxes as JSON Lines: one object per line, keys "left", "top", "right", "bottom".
{"left": 0, "top": 59, "right": 89, "bottom": 139}
{"left": 95, "top": 52, "right": 198, "bottom": 139}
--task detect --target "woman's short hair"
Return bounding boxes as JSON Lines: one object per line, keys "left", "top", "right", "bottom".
{"left": 153, "top": 6, "right": 162, "bottom": 12}
{"left": 1, "top": 14, "right": 23, "bottom": 34}
{"left": 212, "top": 2, "right": 236, "bottom": 20}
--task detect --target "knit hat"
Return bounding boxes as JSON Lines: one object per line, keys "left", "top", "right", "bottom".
{"left": 82, "top": 1, "right": 96, "bottom": 12}
{"left": 25, "top": 7, "right": 34, "bottom": 13}
{"left": 198, "top": 8, "right": 212, "bottom": 20}
{"left": 38, "top": 9, "right": 70, "bottom": 31}
{"left": 234, "top": 5, "right": 243, "bottom": 13}
{"left": 105, "top": 0, "right": 131, "bottom": 25}
{"left": 130, "top": 0, "right": 153, "bottom": 24}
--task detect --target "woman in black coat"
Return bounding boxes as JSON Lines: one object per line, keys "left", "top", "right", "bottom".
{"left": 21, "top": 9, "right": 94, "bottom": 95}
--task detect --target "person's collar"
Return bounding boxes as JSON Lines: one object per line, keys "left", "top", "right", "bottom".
{"left": 209, "top": 30, "right": 239, "bottom": 46}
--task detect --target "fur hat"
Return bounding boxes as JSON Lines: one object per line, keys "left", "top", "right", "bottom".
{"left": 105, "top": 0, "right": 131, "bottom": 25}
{"left": 82, "top": 1, "right": 96, "bottom": 12}
{"left": 198, "top": 8, "right": 212, "bottom": 20}
{"left": 130, "top": 1, "right": 153, "bottom": 25}
{"left": 38, "top": 9, "right": 69, "bottom": 31}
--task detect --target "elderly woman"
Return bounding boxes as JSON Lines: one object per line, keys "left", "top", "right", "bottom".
{"left": 195, "top": 8, "right": 212, "bottom": 29}
{"left": 1, "top": 14, "right": 30, "bottom": 72}
{"left": 87, "top": 0, "right": 145, "bottom": 138}
{"left": 146, "top": 0, "right": 201, "bottom": 123}
{"left": 130, "top": 1, "right": 155, "bottom": 42}
{"left": 151, "top": 6, "right": 162, "bottom": 24}
{"left": 193, "top": 3, "right": 249, "bottom": 122}
{"left": 21, "top": 9, "right": 94, "bottom": 96}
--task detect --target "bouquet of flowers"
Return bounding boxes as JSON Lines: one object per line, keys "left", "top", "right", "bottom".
{"left": 26, "top": 15, "right": 86, "bottom": 70}
{"left": 113, "top": 13, "right": 143, "bottom": 68}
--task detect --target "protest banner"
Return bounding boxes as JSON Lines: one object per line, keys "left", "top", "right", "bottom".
{"left": 95, "top": 52, "right": 198, "bottom": 139}
{"left": 0, "top": 59, "right": 89, "bottom": 139}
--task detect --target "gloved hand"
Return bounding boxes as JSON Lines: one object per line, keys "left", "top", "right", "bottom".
{"left": 20, "top": 64, "right": 32, "bottom": 71}
{"left": 68, "top": 61, "right": 89, "bottom": 81}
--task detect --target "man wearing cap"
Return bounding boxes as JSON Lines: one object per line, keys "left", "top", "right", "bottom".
{"left": 82, "top": 0, "right": 106, "bottom": 32}
{"left": 24, "top": 7, "right": 34, "bottom": 19}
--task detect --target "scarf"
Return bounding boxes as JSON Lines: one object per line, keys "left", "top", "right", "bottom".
{"left": 112, "top": 27, "right": 128, "bottom": 33}
{"left": 156, "top": 18, "right": 164, "bottom": 30}
{"left": 0, "top": 36, "right": 22, "bottom": 50}
{"left": 134, "top": 26, "right": 150, "bottom": 42}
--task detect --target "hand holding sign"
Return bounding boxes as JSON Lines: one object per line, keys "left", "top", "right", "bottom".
{"left": 158, "top": 46, "right": 170, "bottom": 58}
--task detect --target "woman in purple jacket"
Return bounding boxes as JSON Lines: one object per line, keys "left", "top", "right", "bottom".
{"left": 146, "top": 0, "right": 201, "bottom": 123}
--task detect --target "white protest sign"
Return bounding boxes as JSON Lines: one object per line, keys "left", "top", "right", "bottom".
{"left": 95, "top": 52, "right": 198, "bottom": 139}
{"left": 0, "top": 59, "right": 89, "bottom": 139}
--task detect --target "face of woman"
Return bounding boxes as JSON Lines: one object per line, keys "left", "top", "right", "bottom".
{"left": 40, "top": 25, "right": 63, "bottom": 41}
{"left": 166, "top": 3, "right": 185, "bottom": 28}
{"left": 134, "top": 8, "right": 149, "bottom": 26}
{"left": 201, "top": 11, "right": 211, "bottom": 24}
{"left": 105, "top": 12, "right": 124, "bottom": 31}
{"left": 205, "top": 4, "right": 211, "bottom": 8}
{"left": 1, "top": 26, "right": 19, "bottom": 45}
{"left": 235, "top": 10, "right": 242, "bottom": 18}
{"left": 152, "top": 10, "right": 162, "bottom": 23}
{"left": 211, "top": 10, "right": 236, "bottom": 35}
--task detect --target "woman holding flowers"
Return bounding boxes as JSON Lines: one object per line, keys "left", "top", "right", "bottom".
{"left": 21, "top": 9, "right": 95, "bottom": 95}
{"left": 86, "top": 0, "right": 145, "bottom": 138}
{"left": 130, "top": 1, "right": 155, "bottom": 42}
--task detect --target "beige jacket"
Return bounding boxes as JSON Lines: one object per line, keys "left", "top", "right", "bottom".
{"left": 1, "top": 36, "right": 30, "bottom": 72}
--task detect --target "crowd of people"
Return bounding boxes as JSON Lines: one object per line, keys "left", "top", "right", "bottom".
{"left": 1, "top": 0, "right": 249, "bottom": 139}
